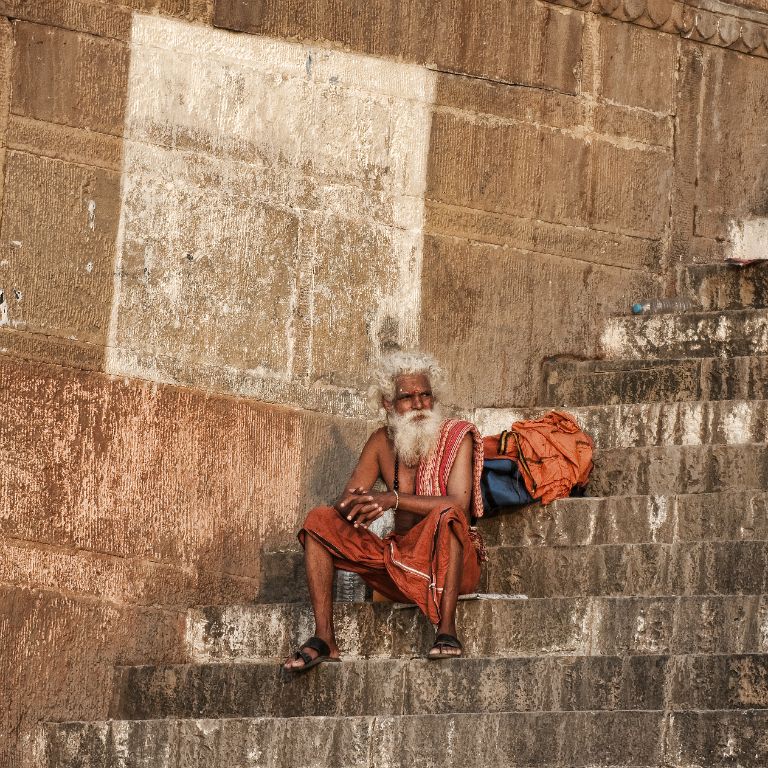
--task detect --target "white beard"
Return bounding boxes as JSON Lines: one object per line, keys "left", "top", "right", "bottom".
{"left": 387, "top": 405, "right": 443, "bottom": 467}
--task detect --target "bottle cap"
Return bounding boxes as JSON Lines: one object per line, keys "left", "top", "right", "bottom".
{"left": 631, "top": 303, "right": 644, "bottom": 315}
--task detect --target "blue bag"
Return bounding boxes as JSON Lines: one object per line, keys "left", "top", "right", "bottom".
{"left": 480, "top": 458, "right": 533, "bottom": 517}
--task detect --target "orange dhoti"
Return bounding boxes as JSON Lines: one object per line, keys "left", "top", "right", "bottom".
{"left": 299, "top": 504, "right": 482, "bottom": 625}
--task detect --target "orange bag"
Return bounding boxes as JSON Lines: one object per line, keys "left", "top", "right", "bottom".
{"left": 483, "top": 411, "right": 594, "bottom": 505}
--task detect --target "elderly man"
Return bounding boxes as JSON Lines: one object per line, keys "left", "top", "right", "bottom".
{"left": 284, "top": 351, "right": 485, "bottom": 671}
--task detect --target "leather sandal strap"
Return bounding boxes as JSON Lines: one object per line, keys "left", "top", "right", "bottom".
{"left": 294, "top": 649, "right": 314, "bottom": 665}
{"left": 433, "top": 633, "right": 462, "bottom": 650}
{"left": 302, "top": 635, "right": 331, "bottom": 657}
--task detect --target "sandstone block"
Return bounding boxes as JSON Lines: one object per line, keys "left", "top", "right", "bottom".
{"left": 600, "top": 308, "right": 768, "bottom": 360}
{"left": 0, "top": 151, "right": 120, "bottom": 352}
{"left": 686, "top": 261, "right": 768, "bottom": 311}
{"left": 0, "top": 357, "right": 369, "bottom": 580}
{"left": 45, "top": 710, "right": 768, "bottom": 767}
{"left": 419, "top": 235, "right": 659, "bottom": 407}
{"left": 113, "top": 654, "right": 711, "bottom": 719}
{"left": 427, "top": 111, "right": 591, "bottom": 225}
{"left": 540, "top": 354, "right": 768, "bottom": 405}
{"left": 213, "top": 0, "right": 584, "bottom": 93}
{"left": 483, "top": 540, "right": 768, "bottom": 597}
{"left": 7, "top": 116, "right": 123, "bottom": 171}
{"left": 186, "top": 594, "right": 768, "bottom": 662}
{"left": 12, "top": 21, "right": 129, "bottom": 136}
{"left": 694, "top": 48, "right": 768, "bottom": 240}
{"left": 0, "top": 17, "right": 12, "bottom": 149}
{"left": 0, "top": 1, "right": 133, "bottom": 40}
{"left": 597, "top": 18, "right": 678, "bottom": 112}
{"left": 589, "top": 443, "right": 768, "bottom": 496}
{"left": 592, "top": 140, "right": 673, "bottom": 238}
{"left": 478, "top": 398, "right": 768, "bottom": 449}
{"left": 479, "top": 490, "right": 768, "bottom": 547}
{"left": 0, "top": 585, "right": 185, "bottom": 768}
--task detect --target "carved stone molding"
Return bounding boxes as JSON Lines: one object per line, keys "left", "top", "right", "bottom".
{"left": 544, "top": 0, "right": 768, "bottom": 58}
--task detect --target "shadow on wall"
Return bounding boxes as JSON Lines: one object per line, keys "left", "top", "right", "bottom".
{"left": 298, "top": 421, "right": 373, "bottom": 525}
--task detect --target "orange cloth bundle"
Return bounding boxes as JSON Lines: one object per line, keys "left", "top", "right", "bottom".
{"left": 483, "top": 410, "right": 594, "bottom": 505}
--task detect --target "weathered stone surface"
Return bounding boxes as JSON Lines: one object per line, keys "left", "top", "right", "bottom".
{"left": 419, "top": 235, "right": 659, "bottom": 408}
{"left": 186, "top": 595, "right": 768, "bottom": 662}
{"left": 427, "top": 110, "right": 591, "bottom": 226}
{"left": 694, "top": 48, "right": 768, "bottom": 241}
{"left": 0, "top": 17, "right": 11, "bottom": 145}
{"left": 667, "top": 41, "right": 705, "bottom": 281}
{"left": 213, "top": 0, "right": 584, "bottom": 92}
{"left": 669, "top": 710, "right": 768, "bottom": 766}
{"left": 12, "top": 22, "right": 129, "bottom": 136}
{"left": 0, "top": 151, "right": 120, "bottom": 355}
{"left": 476, "top": 399, "right": 768, "bottom": 449}
{"left": 597, "top": 18, "right": 678, "bottom": 112}
{"left": 118, "top": 653, "right": 765, "bottom": 718}
{"left": 0, "top": 355, "right": 370, "bottom": 766}
{"left": 591, "top": 139, "right": 673, "bottom": 239}
{"left": 482, "top": 490, "right": 768, "bottom": 547}
{"left": 0, "top": 1, "right": 214, "bottom": 39}
{"left": 540, "top": 354, "right": 768, "bottom": 405}
{"left": 0, "top": 356, "right": 368, "bottom": 574}
{"left": 727, "top": 216, "right": 768, "bottom": 264}
{"left": 0, "top": 585, "right": 186, "bottom": 768}
{"left": 686, "top": 262, "right": 768, "bottom": 311}
{"left": 589, "top": 443, "right": 768, "bottom": 496}
{"left": 106, "top": 15, "right": 433, "bottom": 415}
{"left": 600, "top": 309, "right": 768, "bottom": 360}
{"left": 7, "top": 116, "right": 123, "bottom": 172}
{"left": 0, "top": 327, "right": 106, "bottom": 372}
{"left": 483, "top": 540, "right": 768, "bottom": 597}
{"left": 425, "top": 201, "right": 661, "bottom": 271}
{"left": 43, "top": 709, "right": 768, "bottom": 767}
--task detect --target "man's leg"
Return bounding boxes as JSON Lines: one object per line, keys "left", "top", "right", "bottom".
{"left": 283, "top": 533, "right": 340, "bottom": 670}
{"left": 432, "top": 527, "right": 463, "bottom": 654}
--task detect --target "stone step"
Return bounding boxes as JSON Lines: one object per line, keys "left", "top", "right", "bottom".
{"left": 588, "top": 443, "right": 768, "bottom": 497}
{"left": 482, "top": 540, "right": 768, "bottom": 598}
{"left": 538, "top": 355, "right": 768, "bottom": 407}
{"left": 260, "top": 490, "right": 768, "bottom": 601}
{"left": 685, "top": 262, "right": 768, "bottom": 311}
{"left": 474, "top": 399, "right": 768, "bottom": 449}
{"left": 43, "top": 710, "right": 768, "bottom": 767}
{"left": 111, "top": 654, "right": 768, "bottom": 720}
{"left": 600, "top": 308, "right": 768, "bottom": 361}
{"left": 185, "top": 595, "right": 768, "bottom": 662}
{"left": 481, "top": 490, "right": 768, "bottom": 547}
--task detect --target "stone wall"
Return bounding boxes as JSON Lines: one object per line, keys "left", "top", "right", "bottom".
{"left": 1, "top": 0, "right": 768, "bottom": 765}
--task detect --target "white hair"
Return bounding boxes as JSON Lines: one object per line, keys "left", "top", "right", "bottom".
{"left": 367, "top": 350, "right": 446, "bottom": 415}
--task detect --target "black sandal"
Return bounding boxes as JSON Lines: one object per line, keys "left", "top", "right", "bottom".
{"left": 283, "top": 636, "right": 341, "bottom": 672}
{"left": 427, "top": 633, "right": 463, "bottom": 659}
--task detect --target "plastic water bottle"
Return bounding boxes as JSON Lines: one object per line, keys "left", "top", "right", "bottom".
{"left": 631, "top": 297, "right": 695, "bottom": 315}
{"left": 335, "top": 571, "right": 366, "bottom": 602}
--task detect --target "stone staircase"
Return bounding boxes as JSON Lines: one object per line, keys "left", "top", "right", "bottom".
{"left": 44, "top": 263, "right": 768, "bottom": 767}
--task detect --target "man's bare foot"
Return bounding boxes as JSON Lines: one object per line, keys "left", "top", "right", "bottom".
{"left": 282, "top": 635, "right": 341, "bottom": 672}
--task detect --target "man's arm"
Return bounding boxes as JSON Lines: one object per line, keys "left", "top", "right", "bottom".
{"left": 332, "top": 429, "right": 384, "bottom": 512}
{"left": 347, "top": 434, "right": 474, "bottom": 527}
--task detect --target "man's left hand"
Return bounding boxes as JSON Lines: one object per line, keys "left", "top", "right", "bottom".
{"left": 344, "top": 492, "right": 394, "bottom": 529}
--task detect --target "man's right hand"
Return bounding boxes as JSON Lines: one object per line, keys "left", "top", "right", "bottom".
{"left": 334, "top": 486, "right": 369, "bottom": 514}
{"left": 340, "top": 491, "right": 397, "bottom": 529}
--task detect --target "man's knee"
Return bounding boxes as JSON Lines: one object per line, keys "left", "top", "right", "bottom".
{"left": 303, "top": 504, "right": 338, "bottom": 531}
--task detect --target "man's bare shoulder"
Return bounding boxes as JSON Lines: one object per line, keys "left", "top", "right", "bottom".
{"left": 366, "top": 426, "right": 389, "bottom": 448}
